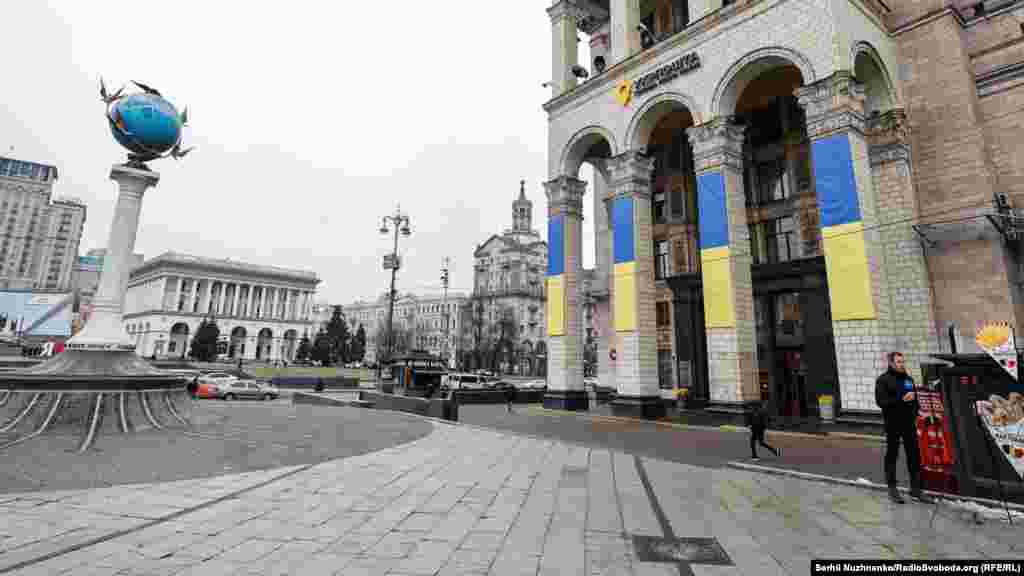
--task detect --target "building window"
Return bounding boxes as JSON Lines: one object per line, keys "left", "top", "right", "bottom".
{"left": 751, "top": 216, "right": 799, "bottom": 265}
{"left": 656, "top": 301, "right": 671, "bottom": 328}
{"left": 653, "top": 192, "right": 667, "bottom": 224}
{"left": 658, "top": 349, "right": 674, "bottom": 389}
{"left": 655, "top": 240, "right": 670, "bottom": 279}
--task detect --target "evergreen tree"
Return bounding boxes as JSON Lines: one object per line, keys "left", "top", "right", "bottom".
{"left": 311, "top": 329, "right": 333, "bottom": 365}
{"left": 189, "top": 317, "right": 220, "bottom": 362}
{"left": 352, "top": 324, "right": 367, "bottom": 361}
{"left": 325, "top": 305, "right": 350, "bottom": 363}
{"left": 295, "top": 334, "right": 312, "bottom": 361}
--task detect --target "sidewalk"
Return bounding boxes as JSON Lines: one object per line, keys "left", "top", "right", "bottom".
{"left": 2, "top": 420, "right": 1021, "bottom": 576}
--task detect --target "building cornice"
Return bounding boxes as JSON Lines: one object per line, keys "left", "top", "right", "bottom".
{"left": 129, "top": 251, "right": 319, "bottom": 286}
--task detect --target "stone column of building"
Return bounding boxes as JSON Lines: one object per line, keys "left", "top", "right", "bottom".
{"left": 686, "top": 118, "right": 758, "bottom": 410}
{"left": 606, "top": 150, "right": 663, "bottom": 418}
{"left": 610, "top": 0, "right": 640, "bottom": 65}
{"left": 231, "top": 284, "right": 241, "bottom": 317}
{"left": 543, "top": 175, "right": 588, "bottom": 410}
{"left": 867, "top": 109, "right": 940, "bottom": 380}
{"left": 592, "top": 159, "right": 615, "bottom": 395}
{"left": 797, "top": 72, "right": 892, "bottom": 412}
{"left": 268, "top": 287, "right": 278, "bottom": 320}
{"left": 162, "top": 277, "right": 174, "bottom": 311}
{"left": 215, "top": 282, "right": 225, "bottom": 316}
{"left": 202, "top": 280, "right": 213, "bottom": 315}
{"left": 546, "top": 1, "right": 578, "bottom": 98}
{"left": 251, "top": 286, "right": 260, "bottom": 318}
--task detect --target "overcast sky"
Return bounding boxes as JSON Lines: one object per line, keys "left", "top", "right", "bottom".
{"left": 2, "top": 2, "right": 598, "bottom": 305}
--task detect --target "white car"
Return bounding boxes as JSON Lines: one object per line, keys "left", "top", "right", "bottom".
{"left": 517, "top": 379, "right": 547, "bottom": 390}
{"left": 584, "top": 377, "right": 600, "bottom": 390}
{"left": 198, "top": 371, "right": 238, "bottom": 389}
{"left": 442, "top": 373, "right": 489, "bottom": 390}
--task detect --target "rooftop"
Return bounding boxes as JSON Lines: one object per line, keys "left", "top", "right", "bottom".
{"left": 130, "top": 251, "right": 320, "bottom": 283}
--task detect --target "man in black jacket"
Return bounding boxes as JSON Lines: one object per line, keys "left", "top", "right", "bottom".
{"left": 876, "top": 352, "right": 932, "bottom": 504}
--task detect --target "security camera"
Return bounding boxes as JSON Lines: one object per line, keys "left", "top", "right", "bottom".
{"left": 571, "top": 64, "right": 590, "bottom": 79}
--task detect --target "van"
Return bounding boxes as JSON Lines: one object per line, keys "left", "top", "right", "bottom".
{"left": 442, "top": 373, "right": 486, "bottom": 391}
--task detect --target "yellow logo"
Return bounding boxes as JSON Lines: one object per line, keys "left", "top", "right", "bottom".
{"left": 615, "top": 80, "right": 633, "bottom": 107}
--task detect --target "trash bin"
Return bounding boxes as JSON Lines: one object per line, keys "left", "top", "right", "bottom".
{"left": 818, "top": 394, "right": 835, "bottom": 422}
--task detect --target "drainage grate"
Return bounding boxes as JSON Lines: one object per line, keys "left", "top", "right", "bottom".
{"left": 631, "top": 535, "right": 733, "bottom": 565}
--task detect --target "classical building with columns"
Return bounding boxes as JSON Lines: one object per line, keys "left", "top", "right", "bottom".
{"left": 343, "top": 292, "right": 470, "bottom": 368}
{"left": 121, "top": 252, "right": 319, "bottom": 360}
{"left": 544, "top": 0, "right": 1024, "bottom": 421}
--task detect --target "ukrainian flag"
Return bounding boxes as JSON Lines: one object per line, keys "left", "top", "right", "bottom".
{"left": 547, "top": 216, "right": 566, "bottom": 336}
{"left": 697, "top": 171, "right": 735, "bottom": 328}
{"left": 612, "top": 197, "right": 637, "bottom": 332}
{"left": 812, "top": 134, "right": 875, "bottom": 321}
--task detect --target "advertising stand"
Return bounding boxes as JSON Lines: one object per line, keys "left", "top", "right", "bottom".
{"left": 935, "top": 353, "right": 1024, "bottom": 504}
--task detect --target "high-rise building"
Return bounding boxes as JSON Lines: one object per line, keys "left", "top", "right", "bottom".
{"left": 0, "top": 156, "right": 86, "bottom": 291}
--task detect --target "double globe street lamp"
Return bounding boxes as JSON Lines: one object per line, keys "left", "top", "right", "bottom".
{"left": 378, "top": 207, "right": 411, "bottom": 386}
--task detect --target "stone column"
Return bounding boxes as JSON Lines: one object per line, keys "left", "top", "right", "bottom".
{"left": 606, "top": 150, "right": 664, "bottom": 418}
{"left": 202, "top": 280, "right": 213, "bottom": 315}
{"left": 543, "top": 175, "right": 589, "bottom": 410}
{"left": 868, "top": 109, "right": 940, "bottom": 380}
{"left": 163, "top": 276, "right": 174, "bottom": 311}
{"left": 592, "top": 159, "right": 616, "bottom": 398}
{"left": 547, "top": 1, "right": 579, "bottom": 98}
{"left": 797, "top": 72, "right": 891, "bottom": 412}
{"left": 215, "top": 283, "right": 225, "bottom": 316}
{"left": 67, "top": 165, "right": 159, "bottom": 351}
{"left": 686, "top": 118, "right": 759, "bottom": 411}
{"left": 269, "top": 287, "right": 279, "bottom": 319}
{"left": 610, "top": 0, "right": 640, "bottom": 66}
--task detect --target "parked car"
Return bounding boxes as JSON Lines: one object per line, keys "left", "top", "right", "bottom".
{"left": 584, "top": 377, "right": 600, "bottom": 390}
{"left": 213, "top": 380, "right": 280, "bottom": 401}
{"left": 517, "top": 379, "right": 547, "bottom": 390}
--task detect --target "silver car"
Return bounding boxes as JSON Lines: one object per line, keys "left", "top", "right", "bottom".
{"left": 215, "top": 380, "right": 280, "bottom": 401}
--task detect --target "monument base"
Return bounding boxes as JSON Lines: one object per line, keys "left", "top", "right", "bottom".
{"left": 0, "top": 349, "right": 189, "bottom": 453}
{"left": 610, "top": 395, "right": 666, "bottom": 419}
{"left": 543, "top": 390, "right": 590, "bottom": 411}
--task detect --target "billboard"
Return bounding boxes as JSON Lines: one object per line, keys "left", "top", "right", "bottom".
{"left": 0, "top": 291, "right": 74, "bottom": 338}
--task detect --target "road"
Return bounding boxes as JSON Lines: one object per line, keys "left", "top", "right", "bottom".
{"left": 0, "top": 398, "right": 433, "bottom": 495}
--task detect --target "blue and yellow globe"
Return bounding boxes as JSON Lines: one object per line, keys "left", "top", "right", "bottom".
{"left": 108, "top": 93, "right": 182, "bottom": 161}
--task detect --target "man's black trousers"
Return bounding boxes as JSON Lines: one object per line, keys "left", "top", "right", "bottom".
{"left": 884, "top": 415, "right": 922, "bottom": 491}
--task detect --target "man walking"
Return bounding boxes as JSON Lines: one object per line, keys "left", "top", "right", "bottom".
{"left": 876, "top": 352, "right": 932, "bottom": 504}
{"left": 747, "top": 401, "right": 780, "bottom": 461}
{"left": 503, "top": 382, "right": 516, "bottom": 413}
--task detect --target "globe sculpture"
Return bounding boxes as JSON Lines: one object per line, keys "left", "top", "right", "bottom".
{"left": 0, "top": 79, "right": 193, "bottom": 454}
{"left": 103, "top": 80, "right": 193, "bottom": 168}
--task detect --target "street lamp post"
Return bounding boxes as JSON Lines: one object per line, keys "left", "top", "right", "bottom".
{"left": 378, "top": 206, "right": 412, "bottom": 386}
{"left": 440, "top": 257, "right": 450, "bottom": 369}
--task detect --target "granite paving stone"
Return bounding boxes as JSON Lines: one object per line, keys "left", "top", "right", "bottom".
{"left": 2, "top": 412, "right": 1022, "bottom": 576}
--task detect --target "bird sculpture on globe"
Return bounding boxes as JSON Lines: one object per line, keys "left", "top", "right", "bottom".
{"left": 101, "top": 78, "right": 193, "bottom": 169}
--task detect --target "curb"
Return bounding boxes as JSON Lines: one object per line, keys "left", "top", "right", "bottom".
{"left": 727, "top": 461, "right": 1024, "bottom": 513}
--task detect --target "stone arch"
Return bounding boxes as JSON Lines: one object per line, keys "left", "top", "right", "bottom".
{"left": 169, "top": 322, "right": 190, "bottom": 358}
{"left": 852, "top": 41, "right": 898, "bottom": 114}
{"left": 230, "top": 326, "right": 247, "bottom": 359}
{"left": 559, "top": 125, "right": 618, "bottom": 178}
{"left": 711, "top": 46, "right": 817, "bottom": 117}
{"left": 257, "top": 328, "right": 273, "bottom": 360}
{"left": 283, "top": 329, "right": 298, "bottom": 361}
{"left": 626, "top": 91, "right": 703, "bottom": 151}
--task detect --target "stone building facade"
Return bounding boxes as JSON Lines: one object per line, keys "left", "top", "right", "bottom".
{"left": 121, "top": 252, "right": 319, "bottom": 360}
{"left": 543, "top": 0, "right": 1023, "bottom": 420}
{"left": 472, "top": 182, "right": 549, "bottom": 376}
{"left": 0, "top": 156, "right": 86, "bottom": 291}
{"left": 343, "top": 292, "right": 470, "bottom": 368}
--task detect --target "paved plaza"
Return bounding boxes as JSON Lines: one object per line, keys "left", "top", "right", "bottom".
{"left": 1, "top": 409, "right": 1022, "bottom": 576}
